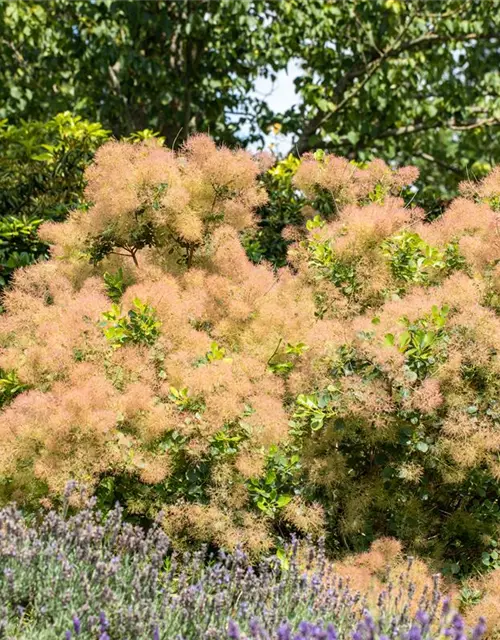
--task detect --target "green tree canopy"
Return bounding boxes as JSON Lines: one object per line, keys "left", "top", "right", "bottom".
{"left": 1, "top": 0, "right": 500, "bottom": 204}
{"left": 274, "top": 0, "right": 500, "bottom": 206}
{"left": 0, "top": 0, "right": 275, "bottom": 145}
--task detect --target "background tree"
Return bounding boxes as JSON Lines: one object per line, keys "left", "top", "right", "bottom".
{"left": 1, "top": 0, "right": 500, "bottom": 212}
{"left": 274, "top": 0, "right": 500, "bottom": 209}
{"left": 0, "top": 0, "right": 275, "bottom": 146}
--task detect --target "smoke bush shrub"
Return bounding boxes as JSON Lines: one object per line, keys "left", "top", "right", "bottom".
{"left": 0, "top": 114, "right": 163, "bottom": 288}
{"left": 0, "top": 496, "right": 488, "bottom": 639}
{"left": 281, "top": 158, "right": 500, "bottom": 572}
{"left": 0, "top": 136, "right": 499, "bottom": 570}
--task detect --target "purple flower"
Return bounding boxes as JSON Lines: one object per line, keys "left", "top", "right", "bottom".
{"left": 228, "top": 620, "right": 240, "bottom": 639}
{"left": 452, "top": 614, "right": 465, "bottom": 631}
{"left": 326, "top": 625, "right": 337, "bottom": 640}
{"left": 441, "top": 598, "right": 451, "bottom": 617}
{"left": 99, "top": 611, "right": 109, "bottom": 632}
{"left": 363, "top": 612, "right": 375, "bottom": 639}
{"left": 72, "top": 615, "right": 81, "bottom": 635}
{"left": 299, "top": 621, "right": 311, "bottom": 636}
{"left": 364, "top": 613, "right": 375, "bottom": 630}
{"left": 472, "top": 617, "right": 487, "bottom": 640}
{"left": 249, "top": 619, "right": 261, "bottom": 638}
{"left": 0, "top": 499, "right": 490, "bottom": 640}
{"left": 408, "top": 625, "right": 422, "bottom": 640}
{"left": 416, "top": 610, "right": 429, "bottom": 628}
{"left": 278, "top": 623, "right": 292, "bottom": 640}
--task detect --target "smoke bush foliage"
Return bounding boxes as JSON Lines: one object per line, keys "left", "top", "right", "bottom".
{"left": 0, "top": 136, "right": 499, "bottom": 572}
{"left": 0, "top": 496, "right": 488, "bottom": 639}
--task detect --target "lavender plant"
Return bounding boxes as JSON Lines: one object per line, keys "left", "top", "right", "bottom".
{"left": 0, "top": 494, "right": 486, "bottom": 639}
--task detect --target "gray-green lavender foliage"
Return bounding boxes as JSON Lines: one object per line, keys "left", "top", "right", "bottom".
{"left": 0, "top": 490, "right": 486, "bottom": 640}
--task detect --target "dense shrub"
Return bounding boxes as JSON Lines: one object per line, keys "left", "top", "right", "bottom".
{"left": 282, "top": 161, "right": 500, "bottom": 574}
{"left": 243, "top": 154, "right": 304, "bottom": 267}
{"left": 0, "top": 112, "right": 109, "bottom": 285}
{"left": 0, "top": 135, "right": 499, "bottom": 574}
{"left": 0, "top": 496, "right": 488, "bottom": 639}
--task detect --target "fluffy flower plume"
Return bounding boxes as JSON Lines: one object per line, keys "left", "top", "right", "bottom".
{"left": 294, "top": 153, "right": 418, "bottom": 212}
{"left": 40, "top": 134, "right": 267, "bottom": 269}
{"left": 1, "top": 139, "right": 500, "bottom": 560}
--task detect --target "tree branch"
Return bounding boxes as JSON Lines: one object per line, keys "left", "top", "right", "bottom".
{"left": 291, "top": 13, "right": 416, "bottom": 155}
{"left": 1, "top": 38, "right": 28, "bottom": 69}
{"left": 374, "top": 116, "right": 500, "bottom": 140}
{"left": 300, "top": 116, "right": 500, "bottom": 158}
{"left": 290, "top": 21, "right": 500, "bottom": 156}
{"left": 412, "top": 151, "right": 463, "bottom": 176}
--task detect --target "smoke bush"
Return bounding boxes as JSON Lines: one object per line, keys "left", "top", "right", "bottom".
{"left": 0, "top": 137, "right": 499, "bottom": 571}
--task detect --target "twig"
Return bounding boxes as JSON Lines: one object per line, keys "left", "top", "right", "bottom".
{"left": 267, "top": 338, "right": 283, "bottom": 366}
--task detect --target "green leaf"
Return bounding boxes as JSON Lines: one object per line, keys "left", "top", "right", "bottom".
{"left": 31, "top": 152, "right": 54, "bottom": 162}
{"left": 398, "top": 331, "right": 411, "bottom": 349}
{"left": 346, "top": 131, "right": 360, "bottom": 146}
{"left": 276, "top": 547, "right": 290, "bottom": 569}
{"left": 276, "top": 494, "right": 293, "bottom": 508}
{"left": 384, "top": 333, "right": 395, "bottom": 347}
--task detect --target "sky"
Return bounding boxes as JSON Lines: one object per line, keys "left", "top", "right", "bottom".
{"left": 254, "top": 59, "right": 301, "bottom": 115}
{"left": 247, "top": 59, "right": 301, "bottom": 156}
